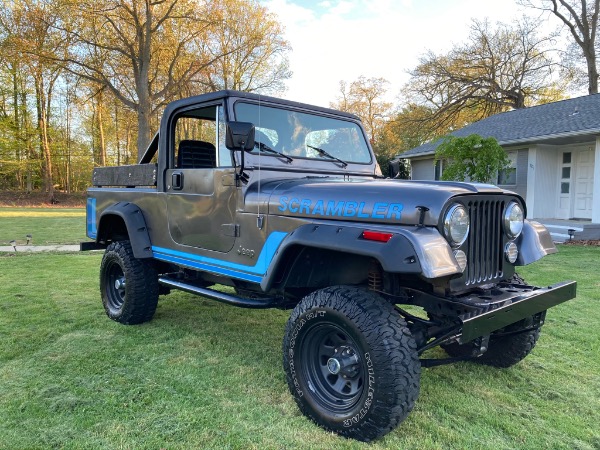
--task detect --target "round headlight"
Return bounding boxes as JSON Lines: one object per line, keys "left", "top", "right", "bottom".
{"left": 504, "top": 202, "right": 524, "bottom": 238}
{"left": 444, "top": 204, "right": 469, "bottom": 246}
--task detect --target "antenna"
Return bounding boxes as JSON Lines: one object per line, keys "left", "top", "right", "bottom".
{"left": 257, "top": 94, "right": 264, "bottom": 229}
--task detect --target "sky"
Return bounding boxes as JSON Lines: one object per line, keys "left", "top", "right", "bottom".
{"left": 261, "top": 0, "right": 549, "bottom": 107}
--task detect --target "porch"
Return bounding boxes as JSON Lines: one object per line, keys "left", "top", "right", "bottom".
{"left": 536, "top": 218, "right": 600, "bottom": 243}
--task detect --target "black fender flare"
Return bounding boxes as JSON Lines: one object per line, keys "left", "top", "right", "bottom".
{"left": 260, "top": 224, "right": 423, "bottom": 291}
{"left": 97, "top": 202, "right": 153, "bottom": 259}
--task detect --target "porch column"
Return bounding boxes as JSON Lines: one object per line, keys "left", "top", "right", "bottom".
{"left": 593, "top": 137, "right": 600, "bottom": 223}
{"left": 526, "top": 146, "right": 536, "bottom": 218}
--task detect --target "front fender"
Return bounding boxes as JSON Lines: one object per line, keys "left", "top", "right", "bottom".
{"left": 260, "top": 223, "right": 461, "bottom": 291}
{"left": 515, "top": 220, "right": 557, "bottom": 266}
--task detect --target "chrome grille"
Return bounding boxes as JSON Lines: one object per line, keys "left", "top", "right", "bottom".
{"left": 464, "top": 199, "right": 505, "bottom": 285}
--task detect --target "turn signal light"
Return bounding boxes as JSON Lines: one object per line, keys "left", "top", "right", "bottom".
{"left": 361, "top": 230, "right": 394, "bottom": 243}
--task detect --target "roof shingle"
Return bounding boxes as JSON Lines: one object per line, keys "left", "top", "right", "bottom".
{"left": 401, "top": 94, "right": 600, "bottom": 158}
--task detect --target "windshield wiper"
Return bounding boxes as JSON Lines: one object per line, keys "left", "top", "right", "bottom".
{"left": 307, "top": 145, "right": 348, "bottom": 168}
{"left": 254, "top": 141, "right": 293, "bottom": 163}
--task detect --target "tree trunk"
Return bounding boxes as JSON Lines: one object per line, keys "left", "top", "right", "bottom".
{"left": 22, "top": 90, "right": 33, "bottom": 193}
{"left": 34, "top": 72, "right": 55, "bottom": 203}
{"left": 66, "top": 83, "right": 71, "bottom": 193}
{"left": 126, "top": 124, "right": 132, "bottom": 165}
{"left": 98, "top": 92, "right": 106, "bottom": 166}
{"left": 136, "top": 98, "right": 151, "bottom": 162}
{"left": 587, "top": 54, "right": 599, "bottom": 94}
{"left": 11, "top": 64, "right": 23, "bottom": 190}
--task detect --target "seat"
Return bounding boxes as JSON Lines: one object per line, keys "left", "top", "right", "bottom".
{"left": 177, "top": 140, "right": 217, "bottom": 169}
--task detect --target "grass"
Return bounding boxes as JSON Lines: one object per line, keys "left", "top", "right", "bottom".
{"left": 0, "top": 246, "right": 598, "bottom": 449}
{"left": 0, "top": 207, "right": 87, "bottom": 245}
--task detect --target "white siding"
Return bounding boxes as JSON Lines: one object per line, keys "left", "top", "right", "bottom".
{"left": 411, "top": 158, "right": 435, "bottom": 180}
{"left": 531, "top": 144, "right": 559, "bottom": 219}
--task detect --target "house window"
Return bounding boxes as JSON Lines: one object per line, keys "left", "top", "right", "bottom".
{"left": 497, "top": 151, "right": 517, "bottom": 185}
{"left": 434, "top": 160, "right": 444, "bottom": 180}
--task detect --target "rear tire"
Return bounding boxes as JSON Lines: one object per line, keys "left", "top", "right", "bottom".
{"left": 100, "top": 240, "right": 159, "bottom": 324}
{"left": 282, "top": 286, "right": 420, "bottom": 441}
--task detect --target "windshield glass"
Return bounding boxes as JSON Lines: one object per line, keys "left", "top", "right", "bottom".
{"left": 234, "top": 102, "right": 372, "bottom": 164}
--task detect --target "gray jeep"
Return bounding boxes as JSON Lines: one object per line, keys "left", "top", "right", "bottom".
{"left": 83, "top": 90, "right": 576, "bottom": 441}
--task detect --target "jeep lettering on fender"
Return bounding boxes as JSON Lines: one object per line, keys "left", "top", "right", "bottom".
{"left": 83, "top": 90, "right": 576, "bottom": 442}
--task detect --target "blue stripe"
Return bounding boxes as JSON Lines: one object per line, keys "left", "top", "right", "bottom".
{"left": 152, "top": 231, "right": 288, "bottom": 283}
{"left": 86, "top": 198, "right": 97, "bottom": 239}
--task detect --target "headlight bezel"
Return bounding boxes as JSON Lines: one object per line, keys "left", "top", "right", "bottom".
{"left": 443, "top": 203, "right": 470, "bottom": 247}
{"left": 504, "top": 201, "right": 524, "bottom": 239}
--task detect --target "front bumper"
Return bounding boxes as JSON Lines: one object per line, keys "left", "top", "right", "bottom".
{"left": 459, "top": 280, "right": 577, "bottom": 342}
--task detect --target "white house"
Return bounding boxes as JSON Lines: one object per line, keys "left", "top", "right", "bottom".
{"left": 400, "top": 95, "right": 600, "bottom": 234}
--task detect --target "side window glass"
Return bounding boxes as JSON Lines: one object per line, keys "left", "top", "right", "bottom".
{"left": 173, "top": 106, "right": 218, "bottom": 169}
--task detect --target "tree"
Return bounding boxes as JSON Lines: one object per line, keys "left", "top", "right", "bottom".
{"left": 55, "top": 0, "right": 220, "bottom": 158}
{"left": 330, "top": 77, "right": 395, "bottom": 176}
{"left": 200, "top": 0, "right": 291, "bottom": 95}
{"left": 2, "top": 0, "right": 67, "bottom": 202}
{"left": 404, "top": 19, "right": 564, "bottom": 133}
{"left": 330, "top": 77, "right": 392, "bottom": 144}
{"left": 55, "top": 0, "right": 291, "bottom": 159}
{"left": 434, "top": 134, "right": 510, "bottom": 183}
{"left": 519, "top": 0, "right": 600, "bottom": 94}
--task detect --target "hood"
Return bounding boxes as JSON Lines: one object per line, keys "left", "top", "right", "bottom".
{"left": 261, "top": 177, "right": 511, "bottom": 226}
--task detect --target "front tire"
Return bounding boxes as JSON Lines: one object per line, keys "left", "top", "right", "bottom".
{"left": 99, "top": 240, "right": 159, "bottom": 324}
{"left": 282, "top": 286, "right": 420, "bottom": 442}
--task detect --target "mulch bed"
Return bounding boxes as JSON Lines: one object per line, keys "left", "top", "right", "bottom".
{"left": 562, "top": 239, "right": 600, "bottom": 246}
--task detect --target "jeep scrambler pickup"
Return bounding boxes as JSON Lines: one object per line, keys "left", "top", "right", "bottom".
{"left": 83, "top": 90, "right": 576, "bottom": 441}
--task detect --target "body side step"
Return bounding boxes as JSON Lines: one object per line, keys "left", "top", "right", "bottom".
{"left": 158, "top": 277, "right": 280, "bottom": 309}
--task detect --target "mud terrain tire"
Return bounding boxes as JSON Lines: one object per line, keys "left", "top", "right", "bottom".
{"left": 100, "top": 240, "right": 159, "bottom": 324}
{"left": 282, "top": 286, "right": 420, "bottom": 441}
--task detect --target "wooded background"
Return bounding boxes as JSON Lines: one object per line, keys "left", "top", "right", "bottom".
{"left": 0, "top": 0, "right": 596, "bottom": 198}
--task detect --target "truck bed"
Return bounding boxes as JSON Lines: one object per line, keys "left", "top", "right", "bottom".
{"left": 92, "top": 164, "right": 157, "bottom": 187}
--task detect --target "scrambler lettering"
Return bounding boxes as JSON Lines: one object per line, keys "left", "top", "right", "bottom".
{"left": 288, "top": 310, "right": 326, "bottom": 397}
{"left": 279, "top": 196, "right": 403, "bottom": 220}
{"left": 343, "top": 352, "right": 375, "bottom": 428}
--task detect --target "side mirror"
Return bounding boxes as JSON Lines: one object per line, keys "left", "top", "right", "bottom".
{"left": 226, "top": 121, "right": 255, "bottom": 151}
{"left": 388, "top": 160, "right": 400, "bottom": 178}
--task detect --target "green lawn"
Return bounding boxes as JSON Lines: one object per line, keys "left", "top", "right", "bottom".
{"left": 0, "top": 207, "right": 87, "bottom": 245}
{"left": 0, "top": 246, "right": 598, "bottom": 449}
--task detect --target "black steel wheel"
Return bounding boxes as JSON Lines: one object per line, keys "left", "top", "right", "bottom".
{"left": 299, "top": 322, "right": 366, "bottom": 414}
{"left": 104, "top": 258, "right": 127, "bottom": 312}
{"left": 283, "top": 286, "right": 420, "bottom": 442}
{"left": 100, "top": 240, "right": 159, "bottom": 324}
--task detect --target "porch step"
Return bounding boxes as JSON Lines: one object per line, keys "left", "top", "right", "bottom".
{"left": 537, "top": 221, "right": 597, "bottom": 243}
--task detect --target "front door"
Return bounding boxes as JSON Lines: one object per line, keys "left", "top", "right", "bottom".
{"left": 573, "top": 148, "right": 594, "bottom": 219}
{"left": 165, "top": 103, "right": 238, "bottom": 252}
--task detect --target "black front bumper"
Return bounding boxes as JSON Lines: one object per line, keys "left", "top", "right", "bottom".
{"left": 459, "top": 280, "right": 577, "bottom": 343}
